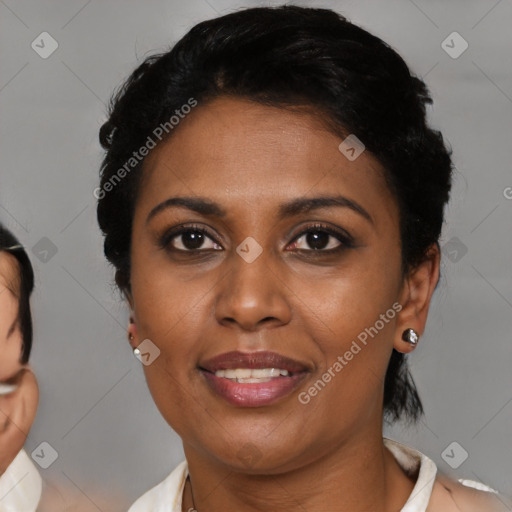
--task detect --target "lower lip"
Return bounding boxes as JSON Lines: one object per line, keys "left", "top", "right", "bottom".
{"left": 201, "top": 371, "right": 307, "bottom": 407}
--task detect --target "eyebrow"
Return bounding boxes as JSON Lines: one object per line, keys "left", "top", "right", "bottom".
{"left": 6, "top": 318, "right": 17, "bottom": 339}
{"left": 146, "top": 195, "right": 373, "bottom": 224}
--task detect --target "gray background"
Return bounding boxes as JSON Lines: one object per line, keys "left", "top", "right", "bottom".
{"left": 1, "top": 0, "right": 511, "bottom": 509}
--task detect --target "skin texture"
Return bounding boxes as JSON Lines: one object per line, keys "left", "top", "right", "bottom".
{"left": 0, "top": 251, "right": 39, "bottom": 476}
{"left": 127, "top": 96, "right": 440, "bottom": 511}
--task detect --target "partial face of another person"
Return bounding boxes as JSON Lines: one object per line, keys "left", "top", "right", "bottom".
{"left": 127, "top": 97, "right": 435, "bottom": 474}
{"left": 0, "top": 250, "right": 38, "bottom": 476}
{"left": 0, "top": 252, "right": 23, "bottom": 381}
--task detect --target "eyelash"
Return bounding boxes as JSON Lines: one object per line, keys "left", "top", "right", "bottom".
{"left": 159, "top": 223, "right": 354, "bottom": 256}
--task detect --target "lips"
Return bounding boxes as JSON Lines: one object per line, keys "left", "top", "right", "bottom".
{"left": 200, "top": 351, "right": 309, "bottom": 373}
{"left": 199, "top": 351, "right": 309, "bottom": 407}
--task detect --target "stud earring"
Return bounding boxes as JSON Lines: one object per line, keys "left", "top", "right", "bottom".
{"left": 128, "top": 332, "right": 134, "bottom": 341}
{"left": 402, "top": 328, "right": 419, "bottom": 345}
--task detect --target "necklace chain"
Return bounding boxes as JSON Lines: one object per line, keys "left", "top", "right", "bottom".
{"left": 187, "top": 476, "right": 198, "bottom": 512}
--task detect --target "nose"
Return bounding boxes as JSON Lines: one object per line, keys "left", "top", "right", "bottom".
{"left": 214, "top": 250, "right": 292, "bottom": 332}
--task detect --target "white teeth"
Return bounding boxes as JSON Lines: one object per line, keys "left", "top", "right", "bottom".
{"left": 224, "top": 369, "right": 252, "bottom": 379}
{"left": 251, "top": 368, "right": 277, "bottom": 378}
{"left": 238, "top": 378, "right": 272, "bottom": 383}
{"left": 214, "top": 368, "right": 290, "bottom": 381}
{"left": 0, "top": 383, "right": 18, "bottom": 395}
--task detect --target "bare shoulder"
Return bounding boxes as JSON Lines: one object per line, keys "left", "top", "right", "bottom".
{"left": 427, "top": 473, "right": 511, "bottom": 512}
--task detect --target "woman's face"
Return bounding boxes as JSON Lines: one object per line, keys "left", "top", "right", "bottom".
{"left": 129, "top": 97, "right": 413, "bottom": 472}
{"left": 0, "top": 252, "right": 23, "bottom": 381}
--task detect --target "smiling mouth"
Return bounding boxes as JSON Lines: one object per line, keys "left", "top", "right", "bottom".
{"left": 213, "top": 367, "right": 292, "bottom": 383}
{"left": 199, "top": 351, "right": 309, "bottom": 407}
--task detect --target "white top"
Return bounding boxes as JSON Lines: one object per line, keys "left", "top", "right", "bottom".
{"left": 127, "top": 438, "right": 498, "bottom": 512}
{"left": 0, "top": 449, "right": 42, "bottom": 512}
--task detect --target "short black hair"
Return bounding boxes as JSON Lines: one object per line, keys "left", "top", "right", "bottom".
{"left": 0, "top": 223, "right": 35, "bottom": 364}
{"left": 97, "top": 5, "right": 453, "bottom": 423}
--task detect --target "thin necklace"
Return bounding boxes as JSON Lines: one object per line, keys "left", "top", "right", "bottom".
{"left": 187, "top": 476, "right": 198, "bottom": 511}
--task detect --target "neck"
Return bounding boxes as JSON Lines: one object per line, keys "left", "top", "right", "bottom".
{"left": 182, "top": 429, "right": 415, "bottom": 512}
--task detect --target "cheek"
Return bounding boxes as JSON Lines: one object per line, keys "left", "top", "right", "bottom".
{"left": 0, "top": 298, "right": 23, "bottom": 380}
{"left": 298, "top": 301, "right": 397, "bottom": 436}
{"left": 131, "top": 261, "right": 216, "bottom": 344}
{"left": 130, "top": 261, "right": 215, "bottom": 418}
{"left": 294, "top": 252, "right": 402, "bottom": 412}
{"left": 0, "top": 333, "right": 23, "bottom": 381}
{"left": 302, "top": 250, "right": 402, "bottom": 351}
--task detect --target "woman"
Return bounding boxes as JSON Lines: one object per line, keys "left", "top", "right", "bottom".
{"left": 96, "top": 6, "right": 508, "bottom": 511}
{"left": 0, "top": 224, "right": 41, "bottom": 511}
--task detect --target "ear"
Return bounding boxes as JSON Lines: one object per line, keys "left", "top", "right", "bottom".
{"left": 127, "top": 315, "right": 139, "bottom": 349}
{"left": 124, "top": 285, "right": 139, "bottom": 348}
{"left": 0, "top": 368, "right": 39, "bottom": 475}
{"left": 394, "top": 243, "right": 440, "bottom": 354}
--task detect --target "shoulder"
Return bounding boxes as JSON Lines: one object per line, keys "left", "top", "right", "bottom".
{"left": 383, "top": 438, "right": 510, "bottom": 512}
{"left": 128, "top": 460, "right": 188, "bottom": 512}
{"left": 427, "top": 473, "right": 510, "bottom": 512}
{"left": 0, "top": 449, "right": 42, "bottom": 512}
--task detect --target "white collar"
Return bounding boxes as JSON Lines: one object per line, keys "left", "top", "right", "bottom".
{"left": 0, "top": 449, "right": 42, "bottom": 512}
{"left": 127, "top": 437, "right": 438, "bottom": 512}
{"left": 383, "top": 438, "right": 437, "bottom": 511}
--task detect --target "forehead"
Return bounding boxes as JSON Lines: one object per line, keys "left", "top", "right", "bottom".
{"left": 139, "top": 96, "right": 395, "bottom": 221}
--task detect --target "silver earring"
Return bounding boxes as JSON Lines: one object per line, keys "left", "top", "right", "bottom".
{"left": 402, "top": 328, "right": 419, "bottom": 345}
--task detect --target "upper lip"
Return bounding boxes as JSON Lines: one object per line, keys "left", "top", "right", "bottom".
{"left": 199, "top": 351, "right": 310, "bottom": 374}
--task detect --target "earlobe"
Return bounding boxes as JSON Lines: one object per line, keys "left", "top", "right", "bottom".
{"left": 394, "top": 244, "right": 440, "bottom": 353}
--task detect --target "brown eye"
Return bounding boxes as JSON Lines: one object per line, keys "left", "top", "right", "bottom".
{"left": 160, "top": 225, "right": 223, "bottom": 252}
{"left": 288, "top": 224, "right": 354, "bottom": 253}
